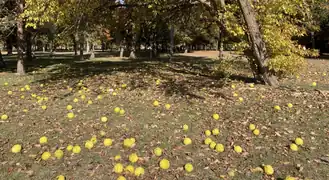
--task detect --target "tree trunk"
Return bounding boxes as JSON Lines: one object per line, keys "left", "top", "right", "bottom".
{"left": 26, "top": 29, "right": 33, "bottom": 61}
{"left": 49, "top": 41, "right": 54, "bottom": 57}
{"left": 169, "top": 25, "right": 174, "bottom": 59}
{"left": 72, "top": 34, "right": 78, "bottom": 55}
{"left": 119, "top": 41, "right": 124, "bottom": 58}
{"left": 101, "top": 41, "right": 105, "bottom": 52}
{"left": 0, "top": 50, "right": 6, "bottom": 68}
{"left": 90, "top": 43, "right": 95, "bottom": 59}
{"left": 16, "top": 0, "right": 25, "bottom": 75}
{"left": 149, "top": 46, "right": 153, "bottom": 59}
{"left": 311, "top": 32, "right": 315, "bottom": 49}
{"left": 238, "top": 0, "right": 278, "bottom": 86}
{"left": 79, "top": 32, "right": 84, "bottom": 60}
{"left": 153, "top": 42, "right": 158, "bottom": 57}
{"left": 120, "top": 46, "right": 124, "bottom": 58}
{"left": 6, "top": 36, "right": 13, "bottom": 55}
{"left": 86, "top": 39, "right": 90, "bottom": 53}
{"left": 218, "top": 27, "right": 224, "bottom": 58}
{"left": 184, "top": 42, "right": 188, "bottom": 53}
{"left": 129, "top": 47, "right": 136, "bottom": 59}
{"left": 129, "top": 35, "right": 136, "bottom": 59}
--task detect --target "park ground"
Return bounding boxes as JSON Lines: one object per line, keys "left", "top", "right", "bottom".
{"left": 0, "top": 51, "right": 329, "bottom": 180}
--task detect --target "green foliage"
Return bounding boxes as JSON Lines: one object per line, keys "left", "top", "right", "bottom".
{"left": 210, "top": 0, "right": 321, "bottom": 76}
{"left": 23, "top": 0, "right": 63, "bottom": 28}
{"left": 18, "top": 0, "right": 326, "bottom": 78}
{"left": 213, "top": 58, "right": 235, "bottom": 78}
{"left": 254, "top": 0, "right": 319, "bottom": 76}
{"left": 224, "top": 4, "right": 245, "bottom": 38}
{"left": 267, "top": 54, "right": 307, "bottom": 76}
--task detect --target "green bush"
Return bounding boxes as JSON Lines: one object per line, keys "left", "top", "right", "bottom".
{"left": 267, "top": 54, "right": 307, "bottom": 77}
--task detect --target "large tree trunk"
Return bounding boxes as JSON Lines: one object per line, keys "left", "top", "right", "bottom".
{"left": 238, "top": 0, "right": 278, "bottom": 86}
{"left": 25, "top": 29, "right": 33, "bottom": 61}
{"left": 16, "top": 0, "right": 25, "bottom": 75}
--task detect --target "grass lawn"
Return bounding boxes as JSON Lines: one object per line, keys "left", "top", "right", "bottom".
{"left": 0, "top": 53, "right": 329, "bottom": 180}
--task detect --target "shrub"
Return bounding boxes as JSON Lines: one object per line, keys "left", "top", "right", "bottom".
{"left": 267, "top": 54, "right": 307, "bottom": 77}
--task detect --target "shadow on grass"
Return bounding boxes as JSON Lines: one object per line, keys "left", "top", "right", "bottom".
{"left": 0, "top": 52, "right": 254, "bottom": 99}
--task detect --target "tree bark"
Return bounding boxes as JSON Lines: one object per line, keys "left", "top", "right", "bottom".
{"left": 86, "top": 39, "right": 90, "bottom": 53}
{"left": 0, "top": 50, "right": 6, "bottom": 68}
{"left": 120, "top": 46, "right": 124, "bottom": 58}
{"left": 25, "top": 29, "right": 33, "bottom": 61}
{"left": 72, "top": 34, "right": 78, "bottom": 55}
{"left": 311, "top": 32, "right": 315, "bottom": 49}
{"left": 129, "top": 35, "right": 136, "bottom": 59}
{"left": 218, "top": 0, "right": 225, "bottom": 59}
{"left": 90, "top": 43, "right": 95, "bottom": 59}
{"left": 238, "top": 0, "right": 278, "bottom": 86}
{"left": 79, "top": 32, "right": 84, "bottom": 60}
{"left": 129, "top": 47, "right": 136, "bottom": 59}
{"left": 16, "top": 0, "right": 25, "bottom": 75}
{"left": 119, "top": 41, "right": 124, "bottom": 58}
{"left": 149, "top": 46, "right": 152, "bottom": 59}
{"left": 6, "top": 36, "right": 13, "bottom": 55}
{"left": 184, "top": 42, "right": 188, "bottom": 53}
{"left": 49, "top": 40, "right": 54, "bottom": 57}
{"left": 101, "top": 41, "right": 105, "bottom": 52}
{"left": 169, "top": 25, "right": 174, "bottom": 59}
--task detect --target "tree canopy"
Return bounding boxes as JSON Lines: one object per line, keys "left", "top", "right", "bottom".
{"left": 0, "top": 0, "right": 328, "bottom": 84}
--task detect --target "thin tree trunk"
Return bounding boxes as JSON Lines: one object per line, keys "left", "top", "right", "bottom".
{"left": 86, "top": 39, "right": 90, "bottom": 53}
{"left": 119, "top": 41, "right": 124, "bottom": 58}
{"left": 90, "top": 43, "right": 95, "bottom": 59}
{"left": 26, "top": 29, "right": 33, "bottom": 61}
{"left": 129, "top": 47, "right": 136, "bottom": 59}
{"left": 49, "top": 41, "right": 54, "bottom": 57}
{"left": 169, "top": 25, "right": 174, "bottom": 59}
{"left": 129, "top": 35, "right": 136, "bottom": 59}
{"left": 72, "top": 34, "right": 78, "bottom": 55}
{"left": 0, "top": 50, "right": 6, "bottom": 68}
{"left": 311, "top": 32, "right": 315, "bottom": 49}
{"left": 16, "top": 0, "right": 25, "bottom": 75}
{"left": 153, "top": 42, "right": 158, "bottom": 57}
{"left": 79, "top": 32, "right": 84, "bottom": 60}
{"left": 120, "top": 46, "right": 124, "bottom": 58}
{"left": 6, "top": 36, "right": 13, "bottom": 55}
{"left": 101, "top": 40, "right": 105, "bottom": 52}
{"left": 184, "top": 42, "right": 188, "bottom": 53}
{"left": 218, "top": 26, "right": 224, "bottom": 58}
{"left": 149, "top": 46, "right": 153, "bottom": 59}
{"left": 238, "top": 0, "right": 278, "bottom": 86}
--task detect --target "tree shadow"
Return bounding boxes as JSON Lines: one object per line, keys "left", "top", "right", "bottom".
{"left": 1, "top": 52, "right": 254, "bottom": 99}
